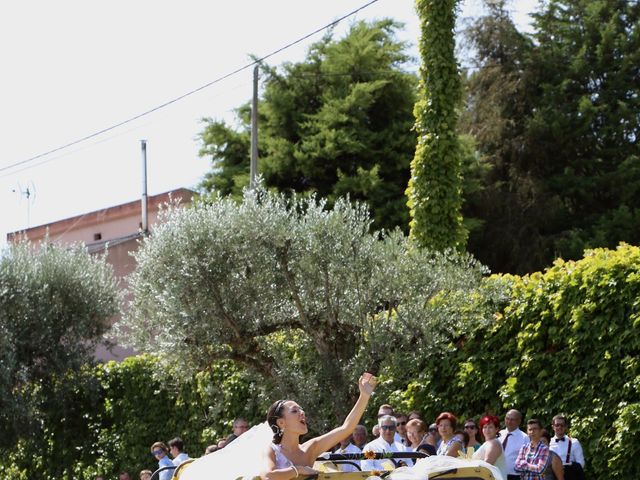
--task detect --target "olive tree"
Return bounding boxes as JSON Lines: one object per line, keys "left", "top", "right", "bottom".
{"left": 0, "top": 241, "right": 120, "bottom": 444}
{"left": 122, "top": 187, "right": 487, "bottom": 424}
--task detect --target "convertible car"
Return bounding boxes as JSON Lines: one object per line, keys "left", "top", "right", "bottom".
{"left": 157, "top": 452, "right": 500, "bottom": 480}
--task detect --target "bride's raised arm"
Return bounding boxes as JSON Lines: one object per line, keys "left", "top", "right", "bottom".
{"left": 304, "top": 372, "right": 377, "bottom": 458}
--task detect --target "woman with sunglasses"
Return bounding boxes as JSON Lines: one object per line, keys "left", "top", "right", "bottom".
{"left": 464, "top": 419, "right": 482, "bottom": 452}
{"left": 261, "top": 372, "right": 377, "bottom": 480}
{"left": 472, "top": 415, "right": 507, "bottom": 479}
{"left": 149, "top": 442, "right": 173, "bottom": 480}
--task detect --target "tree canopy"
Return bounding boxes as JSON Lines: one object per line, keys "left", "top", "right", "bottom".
{"left": 0, "top": 241, "right": 120, "bottom": 444}
{"left": 198, "top": 19, "right": 417, "bottom": 232}
{"left": 461, "top": 0, "right": 640, "bottom": 273}
{"left": 121, "top": 186, "right": 488, "bottom": 425}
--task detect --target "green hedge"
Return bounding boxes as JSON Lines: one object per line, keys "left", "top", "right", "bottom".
{"left": 0, "top": 355, "right": 265, "bottom": 480}
{"left": 382, "top": 243, "right": 640, "bottom": 479}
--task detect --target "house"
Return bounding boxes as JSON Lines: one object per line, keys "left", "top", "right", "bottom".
{"left": 7, "top": 187, "right": 195, "bottom": 361}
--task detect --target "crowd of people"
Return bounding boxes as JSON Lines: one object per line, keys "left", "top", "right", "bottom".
{"left": 346, "top": 406, "right": 586, "bottom": 480}
{"left": 97, "top": 374, "right": 585, "bottom": 480}
{"left": 258, "top": 402, "right": 585, "bottom": 480}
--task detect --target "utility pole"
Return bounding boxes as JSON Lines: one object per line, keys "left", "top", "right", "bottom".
{"left": 250, "top": 65, "right": 259, "bottom": 188}
{"left": 140, "top": 140, "right": 149, "bottom": 234}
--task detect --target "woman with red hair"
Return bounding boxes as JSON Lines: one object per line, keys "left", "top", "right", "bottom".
{"left": 472, "top": 415, "right": 507, "bottom": 479}
{"left": 435, "top": 412, "right": 463, "bottom": 457}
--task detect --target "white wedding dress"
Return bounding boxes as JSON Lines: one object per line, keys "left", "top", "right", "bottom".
{"left": 180, "top": 422, "right": 273, "bottom": 480}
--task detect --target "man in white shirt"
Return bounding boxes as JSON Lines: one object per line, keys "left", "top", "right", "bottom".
{"left": 361, "top": 415, "right": 407, "bottom": 471}
{"left": 335, "top": 433, "right": 362, "bottom": 472}
{"left": 352, "top": 424, "right": 368, "bottom": 450}
{"left": 498, "top": 409, "right": 529, "bottom": 480}
{"left": 168, "top": 437, "right": 190, "bottom": 467}
{"left": 549, "top": 414, "right": 585, "bottom": 479}
{"left": 377, "top": 403, "right": 405, "bottom": 445}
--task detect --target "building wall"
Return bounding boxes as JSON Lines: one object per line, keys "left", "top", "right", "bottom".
{"left": 94, "top": 236, "right": 140, "bottom": 362}
{"left": 7, "top": 188, "right": 195, "bottom": 362}
{"left": 8, "top": 188, "right": 193, "bottom": 246}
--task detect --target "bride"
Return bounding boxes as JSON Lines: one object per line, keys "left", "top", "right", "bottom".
{"left": 179, "top": 374, "right": 503, "bottom": 480}
{"left": 180, "top": 372, "right": 377, "bottom": 480}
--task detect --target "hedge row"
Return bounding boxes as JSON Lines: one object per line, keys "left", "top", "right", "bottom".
{"left": 382, "top": 243, "right": 640, "bottom": 479}
{"left": 0, "top": 356, "right": 266, "bottom": 480}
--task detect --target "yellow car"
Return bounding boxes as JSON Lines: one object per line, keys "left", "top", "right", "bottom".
{"left": 167, "top": 452, "right": 499, "bottom": 480}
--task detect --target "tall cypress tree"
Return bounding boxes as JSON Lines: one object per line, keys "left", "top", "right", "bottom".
{"left": 407, "top": 0, "right": 467, "bottom": 250}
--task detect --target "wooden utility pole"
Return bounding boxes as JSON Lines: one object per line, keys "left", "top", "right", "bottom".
{"left": 250, "top": 65, "right": 259, "bottom": 188}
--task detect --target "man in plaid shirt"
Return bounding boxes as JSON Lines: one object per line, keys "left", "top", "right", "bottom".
{"left": 514, "top": 418, "right": 550, "bottom": 480}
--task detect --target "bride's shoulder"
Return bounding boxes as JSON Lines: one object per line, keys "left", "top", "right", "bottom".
{"left": 264, "top": 442, "right": 277, "bottom": 455}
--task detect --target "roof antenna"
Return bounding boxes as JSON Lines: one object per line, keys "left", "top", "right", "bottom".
{"left": 12, "top": 181, "right": 37, "bottom": 229}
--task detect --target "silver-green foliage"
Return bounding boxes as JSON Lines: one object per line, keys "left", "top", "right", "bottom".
{"left": 123, "top": 187, "right": 487, "bottom": 422}
{"left": 0, "top": 240, "right": 120, "bottom": 442}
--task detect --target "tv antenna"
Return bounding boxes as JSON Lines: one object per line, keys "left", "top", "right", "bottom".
{"left": 12, "top": 181, "right": 37, "bottom": 229}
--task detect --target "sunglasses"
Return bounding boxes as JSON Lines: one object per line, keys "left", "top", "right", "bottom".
{"left": 464, "top": 425, "right": 477, "bottom": 430}
{"left": 396, "top": 421, "right": 407, "bottom": 426}
{"left": 428, "top": 428, "right": 437, "bottom": 433}
{"left": 380, "top": 425, "right": 396, "bottom": 431}
{"left": 151, "top": 450, "right": 164, "bottom": 456}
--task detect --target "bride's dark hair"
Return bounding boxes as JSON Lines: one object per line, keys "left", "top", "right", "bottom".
{"left": 267, "top": 400, "right": 288, "bottom": 444}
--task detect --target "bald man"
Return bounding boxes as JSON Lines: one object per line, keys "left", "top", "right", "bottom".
{"left": 498, "top": 409, "right": 529, "bottom": 480}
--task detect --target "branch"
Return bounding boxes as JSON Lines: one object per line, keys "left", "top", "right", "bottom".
{"left": 276, "top": 239, "right": 309, "bottom": 325}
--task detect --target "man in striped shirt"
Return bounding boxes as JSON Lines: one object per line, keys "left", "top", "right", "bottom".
{"left": 514, "top": 418, "right": 549, "bottom": 480}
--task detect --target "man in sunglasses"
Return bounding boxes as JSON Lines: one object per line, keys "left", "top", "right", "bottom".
{"left": 549, "top": 414, "right": 585, "bottom": 480}
{"left": 395, "top": 413, "right": 410, "bottom": 446}
{"left": 150, "top": 441, "right": 174, "bottom": 480}
{"left": 361, "top": 415, "right": 407, "bottom": 471}
{"left": 376, "top": 403, "right": 405, "bottom": 445}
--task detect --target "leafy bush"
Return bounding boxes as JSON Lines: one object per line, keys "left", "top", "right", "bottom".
{"left": 386, "top": 243, "right": 640, "bottom": 479}
{"left": 0, "top": 240, "right": 119, "bottom": 445}
{"left": 4, "top": 216, "right": 637, "bottom": 479}
{"left": 500, "top": 244, "right": 640, "bottom": 478}
{"left": 0, "top": 355, "right": 266, "bottom": 480}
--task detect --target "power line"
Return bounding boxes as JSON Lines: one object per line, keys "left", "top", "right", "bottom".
{"left": 0, "top": 122, "right": 148, "bottom": 180}
{"left": 0, "top": 78, "right": 254, "bottom": 181}
{"left": 0, "top": 0, "right": 381, "bottom": 176}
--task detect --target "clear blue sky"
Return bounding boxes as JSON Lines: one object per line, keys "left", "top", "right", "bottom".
{"left": 0, "top": 0, "right": 538, "bottom": 248}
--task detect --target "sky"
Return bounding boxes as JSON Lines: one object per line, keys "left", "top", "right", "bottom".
{"left": 0, "top": 0, "right": 539, "bottom": 248}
